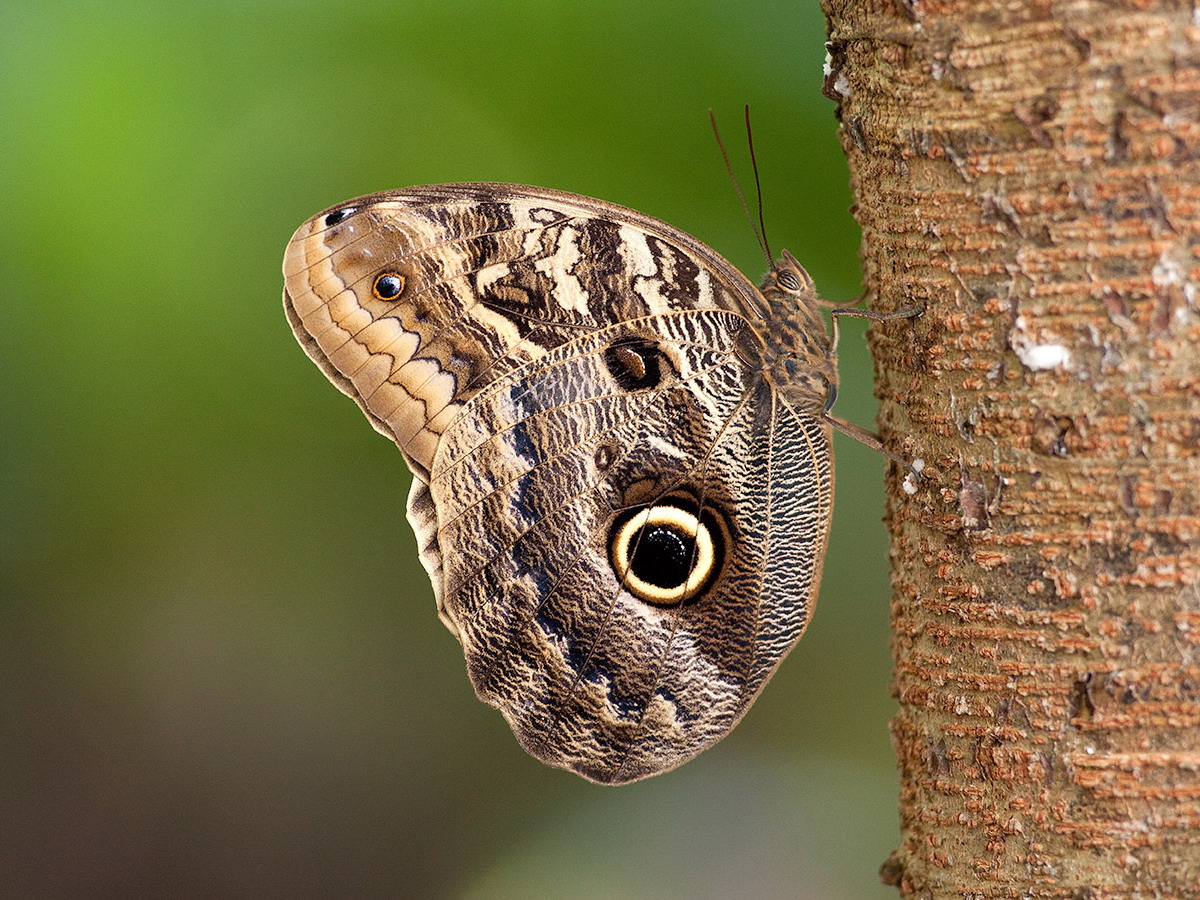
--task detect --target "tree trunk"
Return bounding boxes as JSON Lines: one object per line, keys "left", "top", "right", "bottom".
{"left": 822, "top": 1, "right": 1200, "bottom": 897}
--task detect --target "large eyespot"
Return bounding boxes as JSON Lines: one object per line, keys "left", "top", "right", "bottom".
{"left": 609, "top": 500, "right": 726, "bottom": 606}
{"left": 603, "top": 336, "right": 662, "bottom": 391}
{"left": 323, "top": 207, "right": 357, "bottom": 228}
{"left": 372, "top": 272, "right": 406, "bottom": 301}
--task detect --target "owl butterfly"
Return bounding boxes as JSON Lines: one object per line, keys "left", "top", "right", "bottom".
{"left": 283, "top": 182, "right": 919, "bottom": 784}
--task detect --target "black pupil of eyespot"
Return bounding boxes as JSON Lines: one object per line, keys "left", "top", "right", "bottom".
{"left": 324, "top": 208, "right": 355, "bottom": 227}
{"left": 630, "top": 524, "right": 694, "bottom": 590}
{"left": 375, "top": 274, "right": 402, "bottom": 298}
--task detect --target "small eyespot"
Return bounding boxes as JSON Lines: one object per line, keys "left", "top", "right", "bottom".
{"left": 323, "top": 207, "right": 357, "bottom": 228}
{"left": 372, "top": 272, "right": 405, "bottom": 300}
{"left": 603, "top": 336, "right": 662, "bottom": 391}
{"left": 594, "top": 444, "right": 615, "bottom": 473}
{"left": 777, "top": 269, "right": 804, "bottom": 292}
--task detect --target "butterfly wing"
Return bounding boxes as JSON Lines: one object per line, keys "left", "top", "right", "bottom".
{"left": 283, "top": 184, "right": 833, "bottom": 782}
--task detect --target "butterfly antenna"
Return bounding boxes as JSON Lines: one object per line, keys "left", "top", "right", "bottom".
{"left": 709, "top": 108, "right": 772, "bottom": 267}
{"left": 743, "top": 105, "right": 773, "bottom": 264}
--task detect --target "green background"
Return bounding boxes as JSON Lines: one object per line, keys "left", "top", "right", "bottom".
{"left": 2, "top": 2, "right": 902, "bottom": 897}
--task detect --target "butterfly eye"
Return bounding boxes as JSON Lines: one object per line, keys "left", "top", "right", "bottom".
{"left": 372, "top": 272, "right": 406, "bottom": 301}
{"left": 610, "top": 502, "right": 724, "bottom": 606}
{"left": 323, "top": 207, "right": 358, "bottom": 227}
{"left": 777, "top": 269, "right": 804, "bottom": 292}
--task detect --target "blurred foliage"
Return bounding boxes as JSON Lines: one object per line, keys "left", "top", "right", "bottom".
{"left": 1, "top": 1, "right": 902, "bottom": 897}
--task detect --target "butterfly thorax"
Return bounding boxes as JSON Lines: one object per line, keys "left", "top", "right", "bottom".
{"left": 749, "top": 252, "right": 837, "bottom": 412}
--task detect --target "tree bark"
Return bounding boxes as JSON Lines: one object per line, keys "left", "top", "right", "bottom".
{"left": 822, "top": 1, "right": 1200, "bottom": 897}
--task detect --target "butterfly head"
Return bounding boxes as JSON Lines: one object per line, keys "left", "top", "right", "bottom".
{"left": 766, "top": 250, "right": 816, "bottom": 297}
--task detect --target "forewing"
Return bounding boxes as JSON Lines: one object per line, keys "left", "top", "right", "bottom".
{"left": 282, "top": 184, "right": 762, "bottom": 482}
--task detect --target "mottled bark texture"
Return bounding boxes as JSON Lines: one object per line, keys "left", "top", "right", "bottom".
{"left": 822, "top": 1, "right": 1200, "bottom": 897}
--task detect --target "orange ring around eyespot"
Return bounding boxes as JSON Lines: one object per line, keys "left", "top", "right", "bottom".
{"left": 372, "top": 272, "right": 406, "bottom": 301}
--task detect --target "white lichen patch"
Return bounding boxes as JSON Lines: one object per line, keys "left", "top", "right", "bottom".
{"left": 903, "top": 459, "right": 925, "bottom": 496}
{"left": 1152, "top": 247, "right": 1186, "bottom": 288}
{"left": 1152, "top": 244, "right": 1198, "bottom": 309}
{"left": 1016, "top": 343, "right": 1073, "bottom": 370}
{"left": 822, "top": 50, "right": 851, "bottom": 97}
{"left": 1009, "top": 315, "right": 1073, "bottom": 371}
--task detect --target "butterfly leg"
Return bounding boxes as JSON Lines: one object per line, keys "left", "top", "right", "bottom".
{"left": 825, "top": 409, "right": 913, "bottom": 470}
{"left": 827, "top": 303, "right": 925, "bottom": 360}
{"left": 824, "top": 303, "right": 925, "bottom": 476}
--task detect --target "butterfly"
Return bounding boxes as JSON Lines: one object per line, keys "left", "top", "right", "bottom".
{"left": 282, "top": 182, "right": 918, "bottom": 784}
